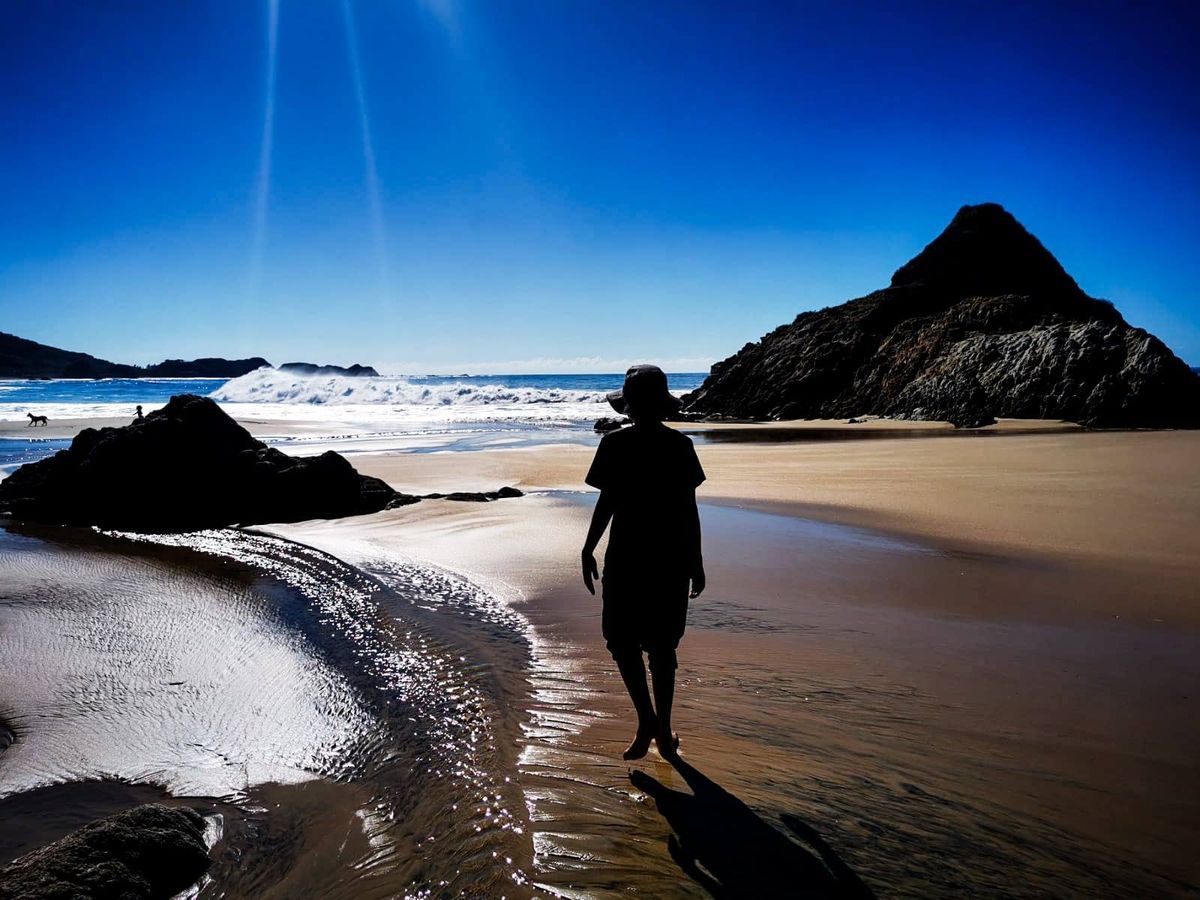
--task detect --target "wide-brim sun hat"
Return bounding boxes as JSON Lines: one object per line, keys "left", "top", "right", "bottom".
{"left": 606, "top": 364, "right": 684, "bottom": 416}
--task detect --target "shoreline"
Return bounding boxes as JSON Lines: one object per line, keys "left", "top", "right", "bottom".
{"left": 2, "top": 413, "right": 1198, "bottom": 894}
{"left": 340, "top": 427, "right": 1200, "bottom": 614}
{"left": 6, "top": 413, "right": 1197, "bottom": 614}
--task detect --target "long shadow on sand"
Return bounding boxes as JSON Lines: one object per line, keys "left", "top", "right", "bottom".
{"left": 631, "top": 757, "right": 875, "bottom": 899}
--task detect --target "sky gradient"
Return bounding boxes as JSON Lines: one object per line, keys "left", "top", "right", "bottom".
{"left": 2, "top": 1, "right": 1198, "bottom": 372}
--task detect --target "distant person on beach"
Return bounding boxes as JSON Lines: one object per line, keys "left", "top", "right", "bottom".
{"left": 582, "top": 365, "right": 705, "bottom": 760}
{"left": 133, "top": 405, "right": 143, "bottom": 422}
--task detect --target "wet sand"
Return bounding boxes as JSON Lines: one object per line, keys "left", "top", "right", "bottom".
{"left": 271, "top": 427, "right": 1200, "bottom": 896}
{"left": 0, "top": 525, "right": 536, "bottom": 897}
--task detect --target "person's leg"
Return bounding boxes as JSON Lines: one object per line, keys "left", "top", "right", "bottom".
{"left": 612, "top": 647, "right": 659, "bottom": 759}
{"left": 604, "top": 590, "right": 658, "bottom": 759}
{"left": 647, "top": 647, "right": 679, "bottom": 757}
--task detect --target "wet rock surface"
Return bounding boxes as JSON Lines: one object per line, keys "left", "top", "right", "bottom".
{"left": 386, "top": 486, "right": 524, "bottom": 507}
{"left": 593, "top": 416, "right": 630, "bottom": 433}
{"left": 0, "top": 803, "right": 211, "bottom": 900}
{"left": 683, "top": 204, "right": 1200, "bottom": 428}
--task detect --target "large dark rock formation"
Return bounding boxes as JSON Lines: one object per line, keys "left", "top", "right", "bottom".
{"left": 683, "top": 204, "right": 1200, "bottom": 427}
{"left": 279, "top": 361, "right": 380, "bottom": 377}
{"left": 0, "top": 331, "right": 269, "bottom": 379}
{"left": 0, "top": 394, "right": 396, "bottom": 531}
{"left": 0, "top": 804, "right": 210, "bottom": 900}
{"left": 0, "top": 395, "right": 524, "bottom": 530}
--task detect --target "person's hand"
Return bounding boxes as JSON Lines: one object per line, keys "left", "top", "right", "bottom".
{"left": 689, "top": 566, "right": 706, "bottom": 599}
{"left": 582, "top": 550, "right": 599, "bottom": 595}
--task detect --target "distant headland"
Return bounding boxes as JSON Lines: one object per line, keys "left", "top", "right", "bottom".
{"left": 278, "top": 362, "right": 379, "bottom": 377}
{"left": 0, "top": 332, "right": 270, "bottom": 380}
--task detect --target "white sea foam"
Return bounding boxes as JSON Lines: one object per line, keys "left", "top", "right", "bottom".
{"left": 210, "top": 369, "right": 607, "bottom": 408}
{"left": 198, "top": 369, "right": 619, "bottom": 432}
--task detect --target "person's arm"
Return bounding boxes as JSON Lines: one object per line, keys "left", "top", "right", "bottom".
{"left": 685, "top": 489, "right": 705, "bottom": 598}
{"left": 581, "top": 489, "right": 614, "bottom": 595}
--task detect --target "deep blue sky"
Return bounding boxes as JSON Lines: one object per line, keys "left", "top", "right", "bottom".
{"left": 2, "top": 1, "right": 1198, "bottom": 372}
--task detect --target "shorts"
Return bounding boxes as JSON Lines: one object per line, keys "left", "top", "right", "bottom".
{"left": 601, "top": 572, "right": 689, "bottom": 664}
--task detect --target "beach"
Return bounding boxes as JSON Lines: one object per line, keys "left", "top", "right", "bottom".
{"left": 7, "top": 3, "right": 1199, "bottom": 894}
{"left": 2, "top": 394, "right": 1198, "bottom": 896}
{"left": 270, "top": 425, "right": 1200, "bottom": 896}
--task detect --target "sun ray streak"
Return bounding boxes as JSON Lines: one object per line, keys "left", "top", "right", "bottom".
{"left": 340, "top": 0, "right": 392, "bottom": 306}
{"left": 249, "top": 0, "right": 279, "bottom": 303}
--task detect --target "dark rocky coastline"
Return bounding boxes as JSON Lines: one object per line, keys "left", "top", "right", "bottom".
{"left": 0, "top": 804, "right": 211, "bottom": 900}
{"left": 0, "top": 395, "right": 520, "bottom": 531}
{"left": 0, "top": 331, "right": 270, "bottom": 380}
{"left": 682, "top": 204, "right": 1200, "bottom": 428}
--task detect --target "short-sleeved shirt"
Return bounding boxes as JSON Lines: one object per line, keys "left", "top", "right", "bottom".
{"left": 585, "top": 423, "right": 705, "bottom": 579}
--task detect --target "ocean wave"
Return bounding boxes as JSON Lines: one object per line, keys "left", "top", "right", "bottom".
{"left": 211, "top": 369, "right": 608, "bottom": 407}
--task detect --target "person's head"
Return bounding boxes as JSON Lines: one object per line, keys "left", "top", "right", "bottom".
{"left": 606, "top": 364, "right": 682, "bottom": 423}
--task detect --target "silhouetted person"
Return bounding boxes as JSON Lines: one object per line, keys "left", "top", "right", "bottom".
{"left": 133, "top": 405, "right": 144, "bottom": 423}
{"left": 582, "top": 365, "right": 705, "bottom": 760}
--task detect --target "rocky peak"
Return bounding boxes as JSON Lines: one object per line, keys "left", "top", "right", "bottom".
{"left": 681, "top": 204, "right": 1200, "bottom": 428}
{"left": 889, "top": 203, "right": 1085, "bottom": 303}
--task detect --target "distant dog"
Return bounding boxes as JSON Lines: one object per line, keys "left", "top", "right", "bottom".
{"left": 26, "top": 413, "right": 48, "bottom": 427}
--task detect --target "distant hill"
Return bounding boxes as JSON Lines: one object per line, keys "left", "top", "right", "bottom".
{"left": 279, "top": 362, "right": 379, "bottom": 377}
{"left": 683, "top": 204, "right": 1200, "bottom": 428}
{"left": 0, "top": 332, "right": 270, "bottom": 379}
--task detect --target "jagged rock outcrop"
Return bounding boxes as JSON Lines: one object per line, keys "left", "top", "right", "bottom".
{"left": 0, "top": 394, "right": 396, "bottom": 531}
{"left": 279, "top": 362, "right": 380, "bottom": 377}
{"left": 0, "top": 804, "right": 210, "bottom": 900}
{"left": 683, "top": 204, "right": 1200, "bottom": 427}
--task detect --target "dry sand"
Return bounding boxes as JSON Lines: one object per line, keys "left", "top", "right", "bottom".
{"left": 353, "top": 427, "right": 1200, "bottom": 615}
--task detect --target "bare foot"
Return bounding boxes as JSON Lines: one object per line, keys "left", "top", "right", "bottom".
{"left": 623, "top": 725, "right": 657, "bottom": 761}
{"left": 656, "top": 731, "right": 680, "bottom": 759}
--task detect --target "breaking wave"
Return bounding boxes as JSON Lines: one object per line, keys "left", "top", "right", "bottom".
{"left": 211, "top": 369, "right": 608, "bottom": 407}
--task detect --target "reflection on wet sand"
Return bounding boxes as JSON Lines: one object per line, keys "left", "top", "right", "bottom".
{"left": 275, "top": 492, "right": 1199, "bottom": 897}
{"left": 0, "top": 525, "right": 537, "bottom": 897}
